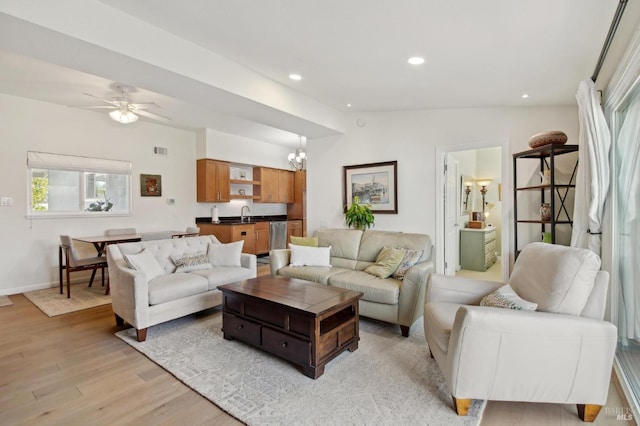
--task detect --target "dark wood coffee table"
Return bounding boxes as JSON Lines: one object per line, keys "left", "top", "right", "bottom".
{"left": 218, "top": 276, "right": 363, "bottom": 379}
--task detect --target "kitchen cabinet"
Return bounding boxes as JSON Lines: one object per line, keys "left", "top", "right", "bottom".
{"left": 287, "top": 220, "right": 303, "bottom": 244}
{"left": 254, "top": 167, "right": 293, "bottom": 203}
{"left": 196, "top": 159, "right": 230, "bottom": 202}
{"left": 460, "top": 227, "right": 497, "bottom": 272}
{"left": 254, "top": 221, "right": 270, "bottom": 255}
{"left": 198, "top": 223, "right": 256, "bottom": 254}
{"left": 287, "top": 171, "right": 306, "bottom": 236}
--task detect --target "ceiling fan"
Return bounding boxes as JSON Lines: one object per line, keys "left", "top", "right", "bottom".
{"left": 78, "top": 85, "right": 171, "bottom": 124}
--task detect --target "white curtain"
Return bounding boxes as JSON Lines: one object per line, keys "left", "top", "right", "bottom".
{"left": 571, "top": 79, "right": 611, "bottom": 255}
{"left": 615, "top": 94, "right": 640, "bottom": 343}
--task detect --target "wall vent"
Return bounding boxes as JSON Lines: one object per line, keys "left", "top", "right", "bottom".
{"left": 153, "top": 146, "right": 168, "bottom": 156}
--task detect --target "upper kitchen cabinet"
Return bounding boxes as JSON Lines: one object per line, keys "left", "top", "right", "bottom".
{"left": 197, "top": 159, "right": 231, "bottom": 202}
{"left": 254, "top": 167, "right": 293, "bottom": 203}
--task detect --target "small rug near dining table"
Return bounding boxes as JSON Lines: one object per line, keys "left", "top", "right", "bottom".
{"left": 116, "top": 309, "right": 485, "bottom": 425}
{"left": 0, "top": 295, "right": 13, "bottom": 307}
{"left": 24, "top": 282, "right": 111, "bottom": 317}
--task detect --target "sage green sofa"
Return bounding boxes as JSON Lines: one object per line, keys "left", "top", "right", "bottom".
{"left": 269, "top": 229, "right": 433, "bottom": 336}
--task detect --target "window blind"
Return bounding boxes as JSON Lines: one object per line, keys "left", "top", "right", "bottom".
{"left": 27, "top": 151, "right": 131, "bottom": 174}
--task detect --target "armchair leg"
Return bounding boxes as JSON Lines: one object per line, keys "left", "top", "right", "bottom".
{"left": 400, "top": 325, "right": 410, "bottom": 337}
{"left": 136, "top": 328, "right": 148, "bottom": 342}
{"left": 115, "top": 314, "right": 124, "bottom": 327}
{"left": 577, "top": 404, "right": 602, "bottom": 422}
{"left": 452, "top": 396, "right": 471, "bottom": 416}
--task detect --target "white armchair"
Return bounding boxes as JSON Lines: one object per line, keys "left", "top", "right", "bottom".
{"left": 423, "top": 243, "right": 617, "bottom": 422}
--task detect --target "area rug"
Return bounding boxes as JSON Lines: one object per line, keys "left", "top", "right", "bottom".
{"left": 116, "top": 310, "right": 485, "bottom": 425}
{"left": 0, "top": 295, "right": 13, "bottom": 307}
{"left": 24, "top": 283, "right": 111, "bottom": 317}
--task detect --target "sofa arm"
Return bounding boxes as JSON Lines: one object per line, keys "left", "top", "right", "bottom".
{"left": 425, "top": 274, "right": 504, "bottom": 305}
{"left": 241, "top": 253, "right": 257, "bottom": 278}
{"left": 269, "top": 249, "right": 290, "bottom": 275}
{"left": 446, "top": 306, "right": 617, "bottom": 404}
{"left": 397, "top": 261, "right": 433, "bottom": 327}
{"left": 106, "top": 245, "right": 151, "bottom": 330}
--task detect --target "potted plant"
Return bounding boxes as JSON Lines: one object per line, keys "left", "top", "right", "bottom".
{"left": 345, "top": 196, "right": 375, "bottom": 229}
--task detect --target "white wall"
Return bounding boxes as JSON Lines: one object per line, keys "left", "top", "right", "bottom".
{"left": 307, "top": 107, "right": 579, "bottom": 267}
{"left": 0, "top": 94, "right": 199, "bottom": 294}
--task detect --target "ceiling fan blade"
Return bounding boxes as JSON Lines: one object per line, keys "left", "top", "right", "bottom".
{"left": 82, "top": 93, "right": 119, "bottom": 106}
{"left": 134, "top": 109, "right": 172, "bottom": 122}
{"left": 129, "top": 102, "right": 160, "bottom": 108}
{"left": 77, "top": 105, "right": 117, "bottom": 109}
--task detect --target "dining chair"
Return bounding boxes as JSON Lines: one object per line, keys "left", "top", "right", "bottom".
{"left": 59, "top": 235, "right": 108, "bottom": 298}
{"left": 173, "top": 226, "right": 200, "bottom": 238}
{"left": 105, "top": 228, "right": 136, "bottom": 236}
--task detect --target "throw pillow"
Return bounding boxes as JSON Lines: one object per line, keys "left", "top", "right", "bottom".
{"left": 171, "top": 251, "right": 212, "bottom": 273}
{"left": 207, "top": 241, "right": 244, "bottom": 267}
{"left": 290, "top": 236, "right": 319, "bottom": 247}
{"left": 392, "top": 248, "right": 424, "bottom": 280}
{"left": 480, "top": 284, "right": 538, "bottom": 311}
{"left": 509, "top": 242, "right": 600, "bottom": 315}
{"left": 365, "top": 247, "right": 406, "bottom": 279}
{"left": 289, "top": 244, "right": 331, "bottom": 267}
{"left": 124, "top": 249, "right": 165, "bottom": 281}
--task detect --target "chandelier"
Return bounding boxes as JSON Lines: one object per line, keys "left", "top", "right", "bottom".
{"left": 288, "top": 135, "right": 307, "bottom": 170}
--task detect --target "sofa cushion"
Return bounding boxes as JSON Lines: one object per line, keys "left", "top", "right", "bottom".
{"left": 316, "top": 229, "right": 363, "bottom": 262}
{"left": 208, "top": 241, "right": 243, "bottom": 267}
{"left": 364, "top": 247, "right": 405, "bottom": 278}
{"left": 509, "top": 242, "right": 600, "bottom": 315}
{"left": 171, "top": 251, "right": 212, "bottom": 273}
{"left": 290, "top": 236, "right": 319, "bottom": 247}
{"left": 392, "top": 248, "right": 424, "bottom": 280}
{"left": 328, "top": 270, "right": 400, "bottom": 304}
{"left": 277, "top": 265, "right": 349, "bottom": 285}
{"left": 480, "top": 284, "right": 538, "bottom": 311}
{"left": 192, "top": 267, "right": 254, "bottom": 290}
{"left": 289, "top": 244, "right": 332, "bottom": 267}
{"left": 124, "top": 249, "right": 165, "bottom": 281}
{"left": 148, "top": 273, "right": 209, "bottom": 305}
{"left": 424, "top": 302, "right": 460, "bottom": 354}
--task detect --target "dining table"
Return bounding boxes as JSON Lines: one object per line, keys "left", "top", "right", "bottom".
{"left": 73, "top": 230, "right": 193, "bottom": 257}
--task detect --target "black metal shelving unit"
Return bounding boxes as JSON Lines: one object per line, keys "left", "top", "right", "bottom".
{"left": 513, "top": 144, "right": 578, "bottom": 257}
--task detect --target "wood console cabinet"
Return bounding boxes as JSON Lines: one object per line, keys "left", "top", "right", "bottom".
{"left": 218, "top": 276, "right": 362, "bottom": 379}
{"left": 196, "top": 159, "right": 230, "bottom": 202}
{"left": 460, "top": 227, "right": 497, "bottom": 272}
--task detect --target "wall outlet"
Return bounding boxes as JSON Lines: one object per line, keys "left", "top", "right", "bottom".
{"left": 1, "top": 197, "right": 13, "bottom": 206}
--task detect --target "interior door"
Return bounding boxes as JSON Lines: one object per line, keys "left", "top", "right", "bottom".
{"left": 444, "top": 156, "right": 459, "bottom": 275}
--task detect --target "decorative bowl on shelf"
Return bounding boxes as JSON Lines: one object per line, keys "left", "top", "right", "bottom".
{"left": 528, "top": 131, "right": 568, "bottom": 148}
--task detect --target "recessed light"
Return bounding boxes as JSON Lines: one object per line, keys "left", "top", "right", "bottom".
{"left": 522, "top": 93, "right": 529, "bottom": 99}
{"left": 289, "top": 74, "right": 302, "bottom": 81}
{"left": 407, "top": 56, "right": 425, "bottom": 65}
{"left": 346, "top": 103, "right": 352, "bottom": 108}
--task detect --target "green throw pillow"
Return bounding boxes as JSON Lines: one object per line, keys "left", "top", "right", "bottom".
{"left": 290, "top": 236, "right": 319, "bottom": 247}
{"left": 364, "top": 247, "right": 406, "bottom": 279}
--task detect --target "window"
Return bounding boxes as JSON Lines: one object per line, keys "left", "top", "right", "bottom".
{"left": 27, "top": 151, "right": 131, "bottom": 217}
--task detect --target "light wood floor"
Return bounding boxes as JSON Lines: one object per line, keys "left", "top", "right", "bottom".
{"left": 0, "top": 268, "right": 633, "bottom": 425}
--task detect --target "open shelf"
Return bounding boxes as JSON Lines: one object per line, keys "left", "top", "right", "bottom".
{"left": 230, "top": 194, "right": 260, "bottom": 200}
{"left": 230, "top": 179, "right": 260, "bottom": 185}
{"left": 320, "top": 306, "right": 355, "bottom": 335}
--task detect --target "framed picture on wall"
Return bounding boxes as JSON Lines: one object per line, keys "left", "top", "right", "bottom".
{"left": 343, "top": 161, "right": 398, "bottom": 214}
{"left": 140, "top": 174, "right": 162, "bottom": 196}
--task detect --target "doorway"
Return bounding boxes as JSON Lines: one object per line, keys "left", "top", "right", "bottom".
{"left": 436, "top": 141, "right": 509, "bottom": 283}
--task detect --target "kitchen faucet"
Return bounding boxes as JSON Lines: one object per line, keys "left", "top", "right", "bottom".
{"left": 241, "top": 205, "right": 251, "bottom": 223}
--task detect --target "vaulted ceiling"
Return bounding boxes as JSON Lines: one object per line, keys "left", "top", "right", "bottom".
{"left": 0, "top": 1, "right": 631, "bottom": 147}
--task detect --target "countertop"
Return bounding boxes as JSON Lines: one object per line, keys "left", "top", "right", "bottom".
{"left": 196, "top": 215, "right": 289, "bottom": 225}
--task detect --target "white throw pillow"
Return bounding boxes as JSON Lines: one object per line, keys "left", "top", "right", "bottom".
{"left": 480, "top": 284, "right": 538, "bottom": 311}
{"left": 509, "top": 242, "right": 601, "bottom": 315}
{"left": 207, "top": 241, "right": 244, "bottom": 267}
{"left": 289, "top": 244, "right": 332, "bottom": 267}
{"left": 171, "top": 251, "right": 212, "bottom": 273}
{"left": 124, "top": 249, "right": 165, "bottom": 280}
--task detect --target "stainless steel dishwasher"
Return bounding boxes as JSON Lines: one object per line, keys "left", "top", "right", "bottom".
{"left": 269, "top": 221, "right": 288, "bottom": 250}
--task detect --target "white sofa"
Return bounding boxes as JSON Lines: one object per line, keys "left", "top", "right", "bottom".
{"left": 423, "top": 242, "right": 617, "bottom": 421}
{"left": 107, "top": 235, "right": 256, "bottom": 341}
{"left": 270, "top": 229, "right": 433, "bottom": 336}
